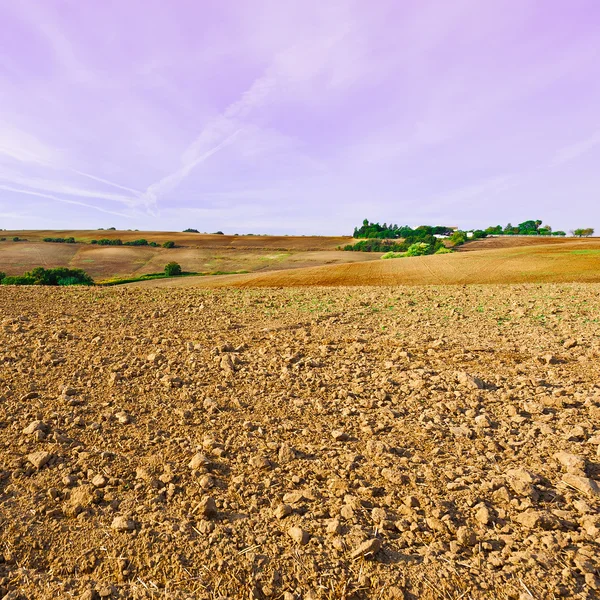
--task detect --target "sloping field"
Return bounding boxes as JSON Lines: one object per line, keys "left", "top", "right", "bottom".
{"left": 133, "top": 239, "right": 600, "bottom": 288}
{"left": 0, "top": 239, "right": 372, "bottom": 280}
{"left": 2, "top": 230, "right": 353, "bottom": 249}
{"left": 1, "top": 284, "right": 599, "bottom": 599}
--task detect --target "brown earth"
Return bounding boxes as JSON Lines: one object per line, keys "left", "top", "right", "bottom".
{"left": 1, "top": 284, "right": 600, "bottom": 599}
{"left": 0, "top": 240, "right": 370, "bottom": 281}
{"left": 129, "top": 239, "right": 600, "bottom": 288}
{"left": 2, "top": 231, "right": 353, "bottom": 249}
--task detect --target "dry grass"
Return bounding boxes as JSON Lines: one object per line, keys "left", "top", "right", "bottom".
{"left": 133, "top": 238, "right": 600, "bottom": 288}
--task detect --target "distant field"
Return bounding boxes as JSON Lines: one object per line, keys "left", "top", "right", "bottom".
{"left": 0, "top": 231, "right": 366, "bottom": 280}
{"left": 129, "top": 238, "right": 600, "bottom": 288}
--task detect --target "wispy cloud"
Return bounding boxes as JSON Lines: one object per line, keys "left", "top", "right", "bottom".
{"left": 0, "top": 185, "right": 131, "bottom": 218}
{"left": 551, "top": 131, "right": 600, "bottom": 166}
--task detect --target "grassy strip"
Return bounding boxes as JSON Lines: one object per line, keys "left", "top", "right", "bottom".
{"left": 97, "top": 270, "right": 248, "bottom": 286}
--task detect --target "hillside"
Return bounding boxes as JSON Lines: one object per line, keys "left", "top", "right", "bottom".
{"left": 129, "top": 238, "right": 600, "bottom": 288}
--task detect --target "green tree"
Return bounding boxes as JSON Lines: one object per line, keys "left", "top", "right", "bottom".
{"left": 164, "top": 262, "right": 182, "bottom": 276}
{"left": 572, "top": 228, "right": 595, "bottom": 237}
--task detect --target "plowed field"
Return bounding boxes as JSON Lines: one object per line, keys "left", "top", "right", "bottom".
{"left": 1, "top": 284, "right": 599, "bottom": 599}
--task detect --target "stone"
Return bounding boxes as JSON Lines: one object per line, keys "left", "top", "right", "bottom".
{"left": 350, "top": 538, "right": 382, "bottom": 559}
{"left": 196, "top": 496, "right": 218, "bottom": 519}
{"left": 326, "top": 519, "right": 342, "bottom": 534}
{"left": 274, "top": 504, "right": 292, "bottom": 519}
{"left": 114, "top": 411, "right": 131, "bottom": 424}
{"left": 92, "top": 474, "right": 107, "bottom": 488}
{"left": 288, "top": 526, "right": 310, "bottom": 545}
{"left": 22, "top": 420, "right": 49, "bottom": 435}
{"left": 506, "top": 468, "right": 539, "bottom": 499}
{"left": 331, "top": 430, "right": 349, "bottom": 442}
{"left": 278, "top": 443, "right": 296, "bottom": 463}
{"left": 562, "top": 473, "right": 600, "bottom": 497}
{"left": 456, "top": 526, "right": 477, "bottom": 546}
{"left": 111, "top": 516, "right": 136, "bottom": 531}
{"left": 189, "top": 453, "right": 209, "bottom": 470}
{"left": 554, "top": 451, "right": 586, "bottom": 474}
{"left": 475, "top": 506, "right": 491, "bottom": 525}
{"left": 563, "top": 338, "right": 577, "bottom": 350}
{"left": 27, "top": 451, "right": 52, "bottom": 469}
{"left": 249, "top": 455, "right": 272, "bottom": 470}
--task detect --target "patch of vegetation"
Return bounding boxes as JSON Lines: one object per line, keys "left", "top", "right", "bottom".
{"left": 1, "top": 267, "right": 93, "bottom": 286}
{"left": 164, "top": 261, "right": 182, "bottom": 276}
{"left": 183, "top": 228, "right": 199, "bottom": 233}
{"left": 353, "top": 220, "right": 454, "bottom": 239}
{"left": 43, "top": 237, "right": 76, "bottom": 243}
{"left": 162, "top": 241, "right": 175, "bottom": 248}
{"left": 405, "top": 242, "right": 432, "bottom": 256}
{"left": 381, "top": 252, "right": 406, "bottom": 259}
{"left": 572, "top": 228, "right": 595, "bottom": 237}
{"left": 91, "top": 238, "right": 123, "bottom": 245}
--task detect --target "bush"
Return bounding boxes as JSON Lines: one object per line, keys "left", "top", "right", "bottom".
{"left": 162, "top": 241, "right": 175, "bottom": 248}
{"left": 12, "top": 237, "right": 20, "bottom": 242}
{"left": 149, "top": 241, "right": 159, "bottom": 247}
{"left": 435, "top": 246, "right": 453, "bottom": 254}
{"left": 183, "top": 228, "right": 199, "bottom": 233}
{"left": 123, "top": 239, "right": 149, "bottom": 246}
{"left": 0, "top": 271, "right": 5, "bottom": 282}
{"left": 2, "top": 276, "right": 36, "bottom": 285}
{"left": 96, "top": 238, "right": 123, "bottom": 246}
{"left": 164, "top": 262, "right": 182, "bottom": 276}
{"left": 405, "top": 242, "right": 432, "bottom": 256}
{"left": 381, "top": 252, "right": 405, "bottom": 259}
{"left": 43, "top": 237, "right": 75, "bottom": 243}
{"left": 23, "top": 267, "right": 94, "bottom": 286}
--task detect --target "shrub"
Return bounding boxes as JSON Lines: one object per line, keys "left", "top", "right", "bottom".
{"left": 435, "top": 246, "right": 453, "bottom": 254}
{"left": 162, "top": 241, "right": 175, "bottom": 248}
{"left": 0, "top": 271, "right": 5, "bottom": 282}
{"left": 2, "top": 276, "right": 36, "bottom": 285}
{"left": 164, "top": 261, "right": 182, "bottom": 276}
{"left": 213, "top": 231, "right": 224, "bottom": 235}
{"left": 23, "top": 267, "right": 94, "bottom": 286}
{"left": 43, "top": 237, "right": 76, "bottom": 243}
{"left": 149, "top": 241, "right": 159, "bottom": 247}
{"left": 96, "top": 238, "right": 122, "bottom": 246}
{"left": 123, "top": 239, "right": 149, "bottom": 246}
{"left": 183, "top": 228, "right": 199, "bottom": 233}
{"left": 405, "top": 242, "right": 432, "bottom": 256}
{"left": 12, "top": 237, "right": 20, "bottom": 242}
{"left": 381, "top": 252, "right": 405, "bottom": 259}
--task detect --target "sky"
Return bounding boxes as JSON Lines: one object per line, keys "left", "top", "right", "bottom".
{"left": 0, "top": 0, "right": 599, "bottom": 235}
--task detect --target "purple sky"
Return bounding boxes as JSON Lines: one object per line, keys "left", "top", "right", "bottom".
{"left": 0, "top": 0, "right": 599, "bottom": 234}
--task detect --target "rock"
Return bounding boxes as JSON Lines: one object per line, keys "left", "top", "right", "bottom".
{"left": 249, "top": 455, "right": 272, "bottom": 470}
{"left": 540, "top": 354, "right": 557, "bottom": 365}
{"left": 350, "top": 538, "right": 382, "bottom": 559}
{"left": 474, "top": 414, "right": 492, "bottom": 428}
{"left": 22, "top": 420, "right": 49, "bottom": 435}
{"left": 514, "top": 509, "right": 558, "bottom": 530}
{"left": 278, "top": 443, "right": 296, "bottom": 463}
{"left": 456, "top": 372, "right": 486, "bottom": 389}
{"left": 189, "top": 453, "right": 210, "bottom": 470}
{"left": 563, "top": 338, "right": 577, "bottom": 349}
{"left": 505, "top": 468, "right": 539, "bottom": 499}
{"left": 111, "top": 516, "right": 136, "bottom": 531}
{"left": 92, "top": 474, "right": 107, "bottom": 488}
{"left": 554, "top": 451, "right": 586, "bottom": 474}
{"left": 475, "top": 506, "right": 491, "bottom": 525}
{"left": 27, "top": 451, "right": 52, "bottom": 469}
{"left": 288, "top": 526, "right": 310, "bottom": 545}
{"left": 80, "top": 590, "right": 100, "bottom": 600}
{"left": 326, "top": 519, "right": 341, "bottom": 534}
{"left": 196, "top": 496, "right": 218, "bottom": 519}
{"left": 199, "top": 475, "right": 214, "bottom": 489}
{"left": 274, "top": 504, "right": 292, "bottom": 519}
{"left": 404, "top": 495, "right": 420, "bottom": 508}
{"left": 68, "top": 485, "right": 97, "bottom": 514}
{"left": 114, "top": 411, "right": 131, "bottom": 424}
{"left": 331, "top": 430, "right": 349, "bottom": 442}
{"left": 456, "top": 526, "right": 477, "bottom": 546}
{"left": 562, "top": 473, "right": 600, "bottom": 497}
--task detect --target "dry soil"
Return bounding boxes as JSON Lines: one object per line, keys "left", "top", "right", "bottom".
{"left": 1, "top": 284, "right": 599, "bottom": 599}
